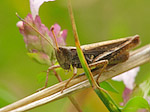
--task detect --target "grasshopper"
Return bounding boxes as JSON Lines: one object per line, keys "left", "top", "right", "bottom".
{"left": 53, "top": 34, "right": 140, "bottom": 91}
{"left": 47, "top": 29, "right": 140, "bottom": 91}
{"left": 16, "top": 13, "right": 140, "bottom": 92}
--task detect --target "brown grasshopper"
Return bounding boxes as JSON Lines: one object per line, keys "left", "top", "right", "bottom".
{"left": 47, "top": 30, "right": 140, "bottom": 91}
{"left": 53, "top": 34, "right": 140, "bottom": 91}
{"left": 16, "top": 14, "right": 140, "bottom": 92}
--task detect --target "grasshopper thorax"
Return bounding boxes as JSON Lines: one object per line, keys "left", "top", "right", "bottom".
{"left": 55, "top": 47, "right": 73, "bottom": 70}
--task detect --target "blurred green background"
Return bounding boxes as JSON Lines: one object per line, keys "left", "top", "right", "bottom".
{"left": 0, "top": 0, "right": 150, "bottom": 112}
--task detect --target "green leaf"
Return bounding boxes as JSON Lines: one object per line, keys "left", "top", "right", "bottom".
{"left": 122, "top": 96, "right": 150, "bottom": 112}
{"left": 100, "top": 81, "right": 119, "bottom": 93}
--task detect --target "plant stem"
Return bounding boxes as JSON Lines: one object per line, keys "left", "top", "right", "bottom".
{"left": 67, "top": 0, "right": 121, "bottom": 111}
{"left": 95, "top": 88, "right": 121, "bottom": 112}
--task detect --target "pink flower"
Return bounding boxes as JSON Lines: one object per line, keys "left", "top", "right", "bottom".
{"left": 120, "top": 87, "right": 133, "bottom": 106}
{"left": 17, "top": 14, "right": 67, "bottom": 65}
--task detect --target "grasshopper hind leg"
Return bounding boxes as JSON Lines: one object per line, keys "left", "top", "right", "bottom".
{"left": 89, "top": 60, "right": 109, "bottom": 93}
{"left": 109, "top": 52, "right": 129, "bottom": 65}
{"left": 92, "top": 60, "right": 109, "bottom": 85}
{"left": 88, "top": 60, "right": 109, "bottom": 84}
{"left": 95, "top": 52, "right": 129, "bottom": 84}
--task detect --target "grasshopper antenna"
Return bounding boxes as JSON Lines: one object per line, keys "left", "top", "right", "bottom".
{"left": 50, "top": 26, "right": 60, "bottom": 51}
{"left": 16, "top": 13, "right": 54, "bottom": 48}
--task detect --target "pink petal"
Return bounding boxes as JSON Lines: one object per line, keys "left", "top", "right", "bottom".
{"left": 50, "top": 24, "right": 61, "bottom": 35}
{"left": 49, "top": 24, "right": 67, "bottom": 46}
{"left": 49, "top": 24, "right": 61, "bottom": 40}
{"left": 61, "top": 30, "right": 67, "bottom": 40}
{"left": 25, "top": 14, "right": 33, "bottom": 24}
{"left": 34, "top": 15, "right": 49, "bottom": 35}
{"left": 16, "top": 21, "right": 24, "bottom": 30}
{"left": 121, "top": 87, "right": 132, "bottom": 106}
{"left": 56, "top": 37, "right": 66, "bottom": 46}
{"left": 34, "top": 15, "right": 42, "bottom": 28}
{"left": 30, "top": 0, "right": 55, "bottom": 18}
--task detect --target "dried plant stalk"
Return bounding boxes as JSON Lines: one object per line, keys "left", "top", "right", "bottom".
{"left": 0, "top": 45, "right": 150, "bottom": 112}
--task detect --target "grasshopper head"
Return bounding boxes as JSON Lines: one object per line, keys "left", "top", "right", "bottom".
{"left": 55, "top": 47, "right": 72, "bottom": 70}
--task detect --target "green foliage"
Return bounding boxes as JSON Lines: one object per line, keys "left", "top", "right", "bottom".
{"left": 100, "top": 81, "right": 119, "bottom": 93}
{"left": 122, "top": 96, "right": 150, "bottom": 112}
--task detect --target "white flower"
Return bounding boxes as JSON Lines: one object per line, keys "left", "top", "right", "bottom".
{"left": 30, "top": 0, "right": 55, "bottom": 18}
{"left": 112, "top": 67, "right": 140, "bottom": 90}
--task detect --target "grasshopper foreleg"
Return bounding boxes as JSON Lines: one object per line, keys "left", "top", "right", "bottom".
{"left": 37, "top": 65, "right": 60, "bottom": 91}
{"left": 61, "top": 67, "right": 77, "bottom": 93}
